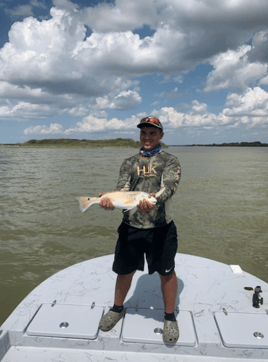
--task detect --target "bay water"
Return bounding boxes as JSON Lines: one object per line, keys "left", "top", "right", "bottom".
{"left": 0, "top": 146, "right": 267, "bottom": 325}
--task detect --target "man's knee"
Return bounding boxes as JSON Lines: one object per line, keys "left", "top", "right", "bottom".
{"left": 159, "top": 271, "right": 176, "bottom": 283}
{"left": 117, "top": 270, "right": 136, "bottom": 281}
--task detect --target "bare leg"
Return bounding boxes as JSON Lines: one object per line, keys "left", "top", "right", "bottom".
{"left": 114, "top": 271, "right": 136, "bottom": 306}
{"left": 99, "top": 271, "right": 136, "bottom": 332}
{"left": 159, "top": 271, "right": 177, "bottom": 313}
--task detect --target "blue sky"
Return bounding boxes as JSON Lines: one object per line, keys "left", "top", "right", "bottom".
{"left": 1, "top": 0, "right": 268, "bottom": 145}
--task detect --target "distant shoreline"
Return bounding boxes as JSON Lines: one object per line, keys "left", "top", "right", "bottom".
{"left": 0, "top": 138, "right": 143, "bottom": 149}
{"left": 0, "top": 139, "right": 267, "bottom": 148}
{"left": 170, "top": 141, "right": 268, "bottom": 147}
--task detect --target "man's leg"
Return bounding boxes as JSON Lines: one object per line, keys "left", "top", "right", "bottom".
{"left": 159, "top": 271, "right": 179, "bottom": 343}
{"left": 159, "top": 271, "right": 177, "bottom": 313}
{"left": 99, "top": 271, "right": 136, "bottom": 332}
{"left": 114, "top": 271, "right": 136, "bottom": 306}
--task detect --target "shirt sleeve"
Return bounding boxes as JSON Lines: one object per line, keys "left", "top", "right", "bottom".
{"left": 115, "top": 159, "right": 132, "bottom": 191}
{"left": 155, "top": 156, "right": 181, "bottom": 204}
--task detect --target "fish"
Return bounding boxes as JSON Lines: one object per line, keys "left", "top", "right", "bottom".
{"left": 76, "top": 191, "right": 157, "bottom": 215}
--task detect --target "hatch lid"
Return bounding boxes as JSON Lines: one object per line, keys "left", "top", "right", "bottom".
{"left": 215, "top": 312, "right": 268, "bottom": 348}
{"left": 27, "top": 304, "right": 103, "bottom": 339}
{"left": 122, "top": 308, "right": 196, "bottom": 345}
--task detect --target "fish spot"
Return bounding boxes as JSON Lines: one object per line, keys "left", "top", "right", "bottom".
{"left": 124, "top": 199, "right": 134, "bottom": 205}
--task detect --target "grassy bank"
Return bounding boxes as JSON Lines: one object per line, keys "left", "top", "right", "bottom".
{"left": 0, "top": 138, "right": 168, "bottom": 149}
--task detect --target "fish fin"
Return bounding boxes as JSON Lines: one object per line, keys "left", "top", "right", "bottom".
{"left": 76, "top": 197, "right": 99, "bottom": 213}
{"left": 128, "top": 206, "right": 137, "bottom": 216}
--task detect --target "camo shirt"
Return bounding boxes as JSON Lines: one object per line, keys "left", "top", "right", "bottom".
{"left": 115, "top": 150, "right": 181, "bottom": 229}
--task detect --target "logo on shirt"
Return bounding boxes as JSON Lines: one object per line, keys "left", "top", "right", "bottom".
{"left": 137, "top": 165, "right": 157, "bottom": 177}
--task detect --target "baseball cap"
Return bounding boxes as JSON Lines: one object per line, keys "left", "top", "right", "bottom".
{"left": 137, "top": 116, "right": 163, "bottom": 130}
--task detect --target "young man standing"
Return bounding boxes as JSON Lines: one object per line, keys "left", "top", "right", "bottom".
{"left": 98, "top": 116, "right": 181, "bottom": 343}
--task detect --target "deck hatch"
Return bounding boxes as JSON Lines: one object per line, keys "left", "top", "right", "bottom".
{"left": 27, "top": 304, "right": 103, "bottom": 339}
{"left": 122, "top": 309, "right": 196, "bottom": 345}
{"left": 215, "top": 312, "right": 268, "bottom": 348}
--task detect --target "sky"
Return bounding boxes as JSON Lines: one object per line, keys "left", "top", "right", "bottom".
{"left": 1, "top": 0, "right": 268, "bottom": 145}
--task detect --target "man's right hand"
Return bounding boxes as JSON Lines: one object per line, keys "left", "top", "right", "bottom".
{"left": 98, "top": 193, "right": 115, "bottom": 210}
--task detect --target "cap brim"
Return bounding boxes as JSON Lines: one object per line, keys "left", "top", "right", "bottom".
{"left": 137, "top": 124, "right": 162, "bottom": 129}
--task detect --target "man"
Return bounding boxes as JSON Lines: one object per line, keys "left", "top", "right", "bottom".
{"left": 98, "top": 116, "right": 181, "bottom": 343}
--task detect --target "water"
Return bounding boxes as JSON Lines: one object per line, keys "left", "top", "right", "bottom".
{"left": 0, "top": 147, "right": 268, "bottom": 325}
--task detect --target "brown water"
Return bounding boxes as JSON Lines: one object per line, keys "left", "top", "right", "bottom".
{"left": 0, "top": 147, "right": 267, "bottom": 325}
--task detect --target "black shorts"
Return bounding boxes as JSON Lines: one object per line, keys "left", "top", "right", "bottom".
{"left": 112, "top": 221, "right": 178, "bottom": 276}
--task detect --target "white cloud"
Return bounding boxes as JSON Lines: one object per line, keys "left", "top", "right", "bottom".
{"left": 248, "top": 29, "right": 268, "bottom": 64}
{"left": 205, "top": 46, "right": 268, "bottom": 92}
{"left": 159, "top": 106, "right": 217, "bottom": 129}
{"left": 222, "top": 87, "right": 268, "bottom": 126}
{"left": 23, "top": 114, "right": 139, "bottom": 135}
{"left": 82, "top": 0, "right": 158, "bottom": 33}
{"left": 23, "top": 86, "right": 268, "bottom": 136}
{"left": 2, "top": 0, "right": 268, "bottom": 92}
{"left": 70, "top": 115, "right": 128, "bottom": 133}
{"left": 191, "top": 100, "right": 207, "bottom": 114}
{"left": 24, "top": 123, "right": 64, "bottom": 135}
{"left": 30, "top": 0, "right": 46, "bottom": 9}
{"left": 157, "top": 88, "right": 187, "bottom": 100}
{"left": 8, "top": 5, "right": 34, "bottom": 17}
{"left": 0, "top": 101, "right": 56, "bottom": 120}
{"left": 96, "top": 90, "right": 142, "bottom": 110}
{"left": 259, "top": 76, "right": 268, "bottom": 85}
{"left": 1, "top": 0, "right": 268, "bottom": 139}
{"left": 0, "top": 81, "right": 76, "bottom": 119}
{"left": 158, "top": 87, "right": 268, "bottom": 130}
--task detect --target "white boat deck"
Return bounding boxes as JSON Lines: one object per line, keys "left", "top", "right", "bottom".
{"left": 1, "top": 253, "right": 268, "bottom": 361}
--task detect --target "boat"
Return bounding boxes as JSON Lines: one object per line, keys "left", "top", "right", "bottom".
{"left": 0, "top": 253, "right": 268, "bottom": 361}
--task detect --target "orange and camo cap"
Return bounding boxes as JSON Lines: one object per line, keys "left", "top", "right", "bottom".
{"left": 137, "top": 116, "right": 163, "bottom": 130}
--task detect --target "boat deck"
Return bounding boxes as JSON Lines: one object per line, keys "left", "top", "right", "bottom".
{"left": 1, "top": 254, "right": 268, "bottom": 361}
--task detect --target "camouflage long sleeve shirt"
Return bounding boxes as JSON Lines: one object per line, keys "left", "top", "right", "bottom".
{"left": 115, "top": 150, "right": 181, "bottom": 229}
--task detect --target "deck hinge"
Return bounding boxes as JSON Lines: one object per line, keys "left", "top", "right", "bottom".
{"left": 222, "top": 308, "right": 228, "bottom": 315}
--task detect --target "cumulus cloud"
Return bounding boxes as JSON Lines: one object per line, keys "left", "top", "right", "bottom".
{"left": 248, "top": 30, "right": 268, "bottom": 64}
{"left": 7, "top": 5, "right": 34, "bottom": 17}
{"left": 24, "top": 123, "right": 64, "bottom": 135}
{"left": 96, "top": 90, "right": 142, "bottom": 110}
{"left": 2, "top": 0, "right": 268, "bottom": 90}
{"left": 1, "top": 0, "right": 268, "bottom": 139}
{"left": 0, "top": 100, "right": 57, "bottom": 120}
{"left": 23, "top": 86, "right": 268, "bottom": 136}
{"left": 30, "top": 0, "right": 46, "bottom": 9}
{"left": 160, "top": 88, "right": 268, "bottom": 130}
{"left": 205, "top": 45, "right": 268, "bottom": 92}
{"left": 157, "top": 88, "right": 187, "bottom": 100}
{"left": 82, "top": 0, "right": 158, "bottom": 33}
{"left": 191, "top": 100, "right": 208, "bottom": 114}
{"left": 23, "top": 114, "right": 138, "bottom": 135}
{"left": 222, "top": 87, "right": 268, "bottom": 126}
{"left": 5, "top": 0, "right": 46, "bottom": 17}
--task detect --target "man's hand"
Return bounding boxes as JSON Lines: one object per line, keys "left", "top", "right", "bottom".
{"left": 98, "top": 193, "right": 115, "bottom": 210}
{"left": 137, "top": 193, "right": 156, "bottom": 213}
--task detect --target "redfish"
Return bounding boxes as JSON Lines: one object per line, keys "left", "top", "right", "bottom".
{"left": 77, "top": 191, "right": 156, "bottom": 215}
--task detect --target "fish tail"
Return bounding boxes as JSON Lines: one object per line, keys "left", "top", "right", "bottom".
{"left": 76, "top": 197, "right": 99, "bottom": 213}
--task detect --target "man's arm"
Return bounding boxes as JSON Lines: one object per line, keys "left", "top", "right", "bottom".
{"left": 99, "top": 159, "right": 132, "bottom": 210}
{"left": 155, "top": 157, "right": 181, "bottom": 204}
{"left": 115, "top": 159, "right": 132, "bottom": 191}
{"left": 137, "top": 157, "right": 181, "bottom": 212}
